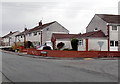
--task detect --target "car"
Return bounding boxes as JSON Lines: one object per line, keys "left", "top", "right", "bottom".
{"left": 37, "top": 45, "right": 53, "bottom": 50}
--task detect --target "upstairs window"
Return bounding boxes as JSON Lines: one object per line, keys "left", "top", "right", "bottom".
{"left": 112, "top": 26, "right": 118, "bottom": 30}
{"left": 34, "top": 32, "right": 37, "bottom": 36}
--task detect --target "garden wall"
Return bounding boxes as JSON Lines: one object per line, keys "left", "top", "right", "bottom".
{"left": 27, "top": 48, "right": 120, "bottom": 58}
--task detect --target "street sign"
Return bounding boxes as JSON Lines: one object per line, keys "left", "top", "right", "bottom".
{"left": 98, "top": 41, "right": 104, "bottom": 51}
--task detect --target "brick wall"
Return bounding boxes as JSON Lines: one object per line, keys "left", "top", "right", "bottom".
{"left": 27, "top": 49, "right": 120, "bottom": 58}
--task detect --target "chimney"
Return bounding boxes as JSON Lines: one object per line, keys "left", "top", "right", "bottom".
{"left": 24, "top": 28, "right": 27, "bottom": 31}
{"left": 10, "top": 31, "right": 12, "bottom": 33}
{"left": 39, "top": 20, "right": 42, "bottom": 26}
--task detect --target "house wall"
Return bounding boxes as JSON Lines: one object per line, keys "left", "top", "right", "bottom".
{"left": 2, "top": 38, "right": 9, "bottom": 46}
{"left": 55, "top": 39, "right": 72, "bottom": 49}
{"left": 88, "top": 38, "right": 108, "bottom": 51}
{"left": 78, "top": 39, "right": 86, "bottom": 51}
{"left": 16, "top": 35, "right": 24, "bottom": 42}
{"left": 86, "top": 15, "right": 108, "bottom": 35}
{"left": 26, "top": 32, "right": 41, "bottom": 46}
{"left": 10, "top": 32, "right": 20, "bottom": 46}
{"left": 3, "top": 31, "right": 20, "bottom": 46}
{"left": 42, "top": 22, "right": 69, "bottom": 45}
{"left": 78, "top": 38, "right": 108, "bottom": 51}
{"left": 23, "top": 21, "right": 69, "bottom": 47}
{"left": 119, "top": 26, "right": 120, "bottom": 51}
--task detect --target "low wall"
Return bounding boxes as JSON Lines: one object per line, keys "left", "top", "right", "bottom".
{"left": 27, "top": 49, "right": 120, "bottom": 58}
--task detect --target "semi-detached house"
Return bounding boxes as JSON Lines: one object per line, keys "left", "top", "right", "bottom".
{"left": 86, "top": 14, "right": 120, "bottom": 51}
{"left": 51, "top": 30, "right": 107, "bottom": 51}
{"left": 16, "top": 21, "right": 69, "bottom": 47}
{"left": 51, "top": 14, "right": 120, "bottom": 51}
{"left": 2, "top": 31, "right": 20, "bottom": 46}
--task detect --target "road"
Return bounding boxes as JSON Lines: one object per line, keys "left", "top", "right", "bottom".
{"left": 1, "top": 51, "right": 119, "bottom": 82}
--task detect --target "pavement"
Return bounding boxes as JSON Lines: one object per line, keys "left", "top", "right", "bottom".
{"left": 1, "top": 50, "right": 119, "bottom": 60}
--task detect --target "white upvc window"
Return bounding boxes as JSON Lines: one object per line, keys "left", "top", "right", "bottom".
{"left": 112, "top": 26, "right": 118, "bottom": 31}
{"left": 28, "top": 33, "right": 32, "bottom": 36}
{"left": 110, "top": 40, "right": 118, "bottom": 47}
{"left": 34, "top": 32, "right": 37, "bottom": 36}
{"left": 78, "top": 40, "right": 83, "bottom": 46}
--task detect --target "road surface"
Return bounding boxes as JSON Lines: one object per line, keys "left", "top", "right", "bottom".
{"left": 1, "top": 51, "right": 118, "bottom": 82}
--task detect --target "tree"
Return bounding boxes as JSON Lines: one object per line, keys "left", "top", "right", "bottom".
{"left": 71, "top": 38, "right": 78, "bottom": 51}
{"left": 24, "top": 41, "right": 34, "bottom": 48}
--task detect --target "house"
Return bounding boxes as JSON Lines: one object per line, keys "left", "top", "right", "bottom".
{"left": 51, "top": 30, "right": 108, "bottom": 51}
{"left": 51, "top": 33, "right": 77, "bottom": 49}
{"left": 0, "top": 37, "right": 4, "bottom": 46}
{"left": 118, "top": 26, "right": 120, "bottom": 51}
{"left": 16, "top": 21, "right": 69, "bottom": 47}
{"left": 2, "top": 31, "right": 20, "bottom": 46}
{"left": 86, "top": 14, "right": 120, "bottom": 51}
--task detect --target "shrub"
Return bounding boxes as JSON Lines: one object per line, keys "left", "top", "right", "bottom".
{"left": 89, "top": 49, "right": 99, "bottom": 51}
{"left": 63, "top": 48, "right": 72, "bottom": 51}
{"left": 71, "top": 38, "right": 78, "bottom": 51}
{"left": 11, "top": 42, "right": 22, "bottom": 50}
{"left": 57, "top": 42, "right": 65, "bottom": 50}
{"left": 43, "top": 46, "right": 51, "bottom": 50}
{"left": 24, "top": 41, "right": 34, "bottom": 48}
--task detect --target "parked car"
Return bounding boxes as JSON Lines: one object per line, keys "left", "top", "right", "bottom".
{"left": 37, "top": 45, "right": 53, "bottom": 50}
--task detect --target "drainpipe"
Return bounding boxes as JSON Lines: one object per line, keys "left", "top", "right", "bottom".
{"left": 9, "top": 37, "right": 11, "bottom": 46}
{"left": 86, "top": 39, "right": 88, "bottom": 51}
{"left": 41, "top": 30, "right": 43, "bottom": 46}
{"left": 107, "top": 25, "right": 110, "bottom": 51}
{"left": 24, "top": 34, "right": 26, "bottom": 47}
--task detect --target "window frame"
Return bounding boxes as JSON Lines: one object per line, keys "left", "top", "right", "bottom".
{"left": 33, "top": 32, "right": 37, "bottom": 36}
{"left": 112, "top": 26, "right": 118, "bottom": 31}
{"left": 78, "top": 40, "right": 83, "bottom": 46}
{"left": 115, "top": 41, "right": 118, "bottom": 46}
{"left": 110, "top": 40, "right": 118, "bottom": 47}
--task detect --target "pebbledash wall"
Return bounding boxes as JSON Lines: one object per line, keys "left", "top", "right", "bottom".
{"left": 78, "top": 37, "right": 108, "bottom": 51}
{"left": 27, "top": 48, "right": 120, "bottom": 58}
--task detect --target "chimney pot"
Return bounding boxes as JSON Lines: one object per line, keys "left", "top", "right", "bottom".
{"left": 24, "top": 28, "right": 27, "bottom": 31}
{"left": 10, "top": 31, "right": 12, "bottom": 33}
{"left": 39, "top": 20, "right": 42, "bottom": 26}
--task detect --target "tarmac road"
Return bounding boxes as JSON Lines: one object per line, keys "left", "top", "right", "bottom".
{"left": 1, "top": 51, "right": 119, "bottom": 82}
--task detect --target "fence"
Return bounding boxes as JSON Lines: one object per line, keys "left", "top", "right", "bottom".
{"left": 27, "top": 48, "right": 120, "bottom": 58}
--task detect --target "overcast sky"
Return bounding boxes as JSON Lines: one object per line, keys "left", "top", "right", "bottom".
{"left": 0, "top": 0, "right": 119, "bottom": 36}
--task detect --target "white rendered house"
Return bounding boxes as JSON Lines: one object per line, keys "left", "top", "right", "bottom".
{"left": 86, "top": 14, "right": 120, "bottom": 51}
{"left": 16, "top": 21, "right": 69, "bottom": 47}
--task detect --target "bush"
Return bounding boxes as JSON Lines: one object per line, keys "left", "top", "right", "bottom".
{"left": 63, "top": 48, "right": 72, "bottom": 51}
{"left": 71, "top": 38, "right": 78, "bottom": 51}
{"left": 89, "top": 49, "right": 99, "bottom": 51}
{"left": 43, "top": 46, "right": 51, "bottom": 50}
{"left": 57, "top": 42, "right": 65, "bottom": 50}
{"left": 24, "top": 41, "right": 34, "bottom": 48}
{"left": 11, "top": 42, "right": 22, "bottom": 51}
